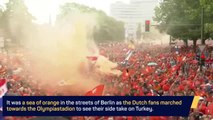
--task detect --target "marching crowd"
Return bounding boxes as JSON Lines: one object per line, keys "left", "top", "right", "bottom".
{"left": 1, "top": 42, "right": 213, "bottom": 120}
{"left": 99, "top": 43, "right": 213, "bottom": 120}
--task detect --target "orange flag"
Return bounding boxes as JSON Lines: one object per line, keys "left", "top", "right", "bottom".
{"left": 87, "top": 56, "right": 98, "bottom": 61}
{"left": 85, "top": 84, "right": 105, "bottom": 96}
{"left": 122, "top": 69, "right": 129, "bottom": 80}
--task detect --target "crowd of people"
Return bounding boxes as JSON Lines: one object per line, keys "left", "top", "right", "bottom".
{"left": 1, "top": 42, "right": 213, "bottom": 120}
{"left": 99, "top": 43, "right": 213, "bottom": 120}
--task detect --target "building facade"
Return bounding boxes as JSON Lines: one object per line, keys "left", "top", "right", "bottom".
{"left": 110, "top": 0, "right": 158, "bottom": 40}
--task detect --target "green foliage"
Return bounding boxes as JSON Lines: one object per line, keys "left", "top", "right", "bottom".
{"left": 57, "top": 3, "right": 125, "bottom": 43}
{"left": 154, "top": 0, "right": 213, "bottom": 45}
{"left": 0, "top": 0, "right": 35, "bottom": 45}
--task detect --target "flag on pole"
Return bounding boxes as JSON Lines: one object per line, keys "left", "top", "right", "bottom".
{"left": 125, "top": 51, "right": 133, "bottom": 61}
{"left": 87, "top": 56, "right": 98, "bottom": 65}
{"left": 86, "top": 56, "right": 98, "bottom": 61}
{"left": 85, "top": 84, "right": 105, "bottom": 96}
{"left": 0, "top": 79, "right": 7, "bottom": 98}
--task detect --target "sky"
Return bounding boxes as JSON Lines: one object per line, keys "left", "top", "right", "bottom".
{"left": 0, "top": 0, "right": 158, "bottom": 24}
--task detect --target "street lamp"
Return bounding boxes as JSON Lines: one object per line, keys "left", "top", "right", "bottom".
{"left": 200, "top": 0, "right": 208, "bottom": 45}
{"left": 201, "top": 7, "right": 204, "bottom": 45}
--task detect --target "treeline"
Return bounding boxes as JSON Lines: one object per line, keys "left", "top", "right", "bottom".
{"left": 154, "top": 0, "right": 213, "bottom": 46}
{"left": 0, "top": 0, "right": 125, "bottom": 47}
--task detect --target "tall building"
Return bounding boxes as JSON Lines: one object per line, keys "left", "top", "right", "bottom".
{"left": 110, "top": 0, "right": 158, "bottom": 40}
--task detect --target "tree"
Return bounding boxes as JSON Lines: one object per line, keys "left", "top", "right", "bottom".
{"left": 201, "top": 0, "right": 213, "bottom": 39}
{"left": 57, "top": 3, "right": 125, "bottom": 43}
{"left": 154, "top": 0, "right": 213, "bottom": 46}
{"left": 1, "top": 0, "right": 35, "bottom": 46}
